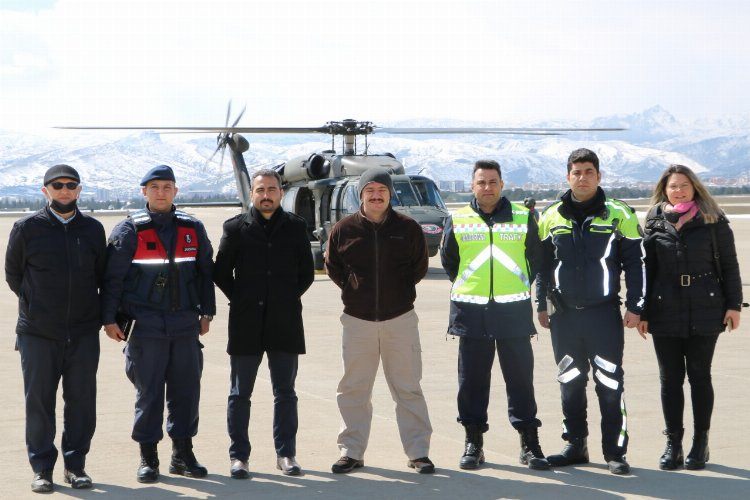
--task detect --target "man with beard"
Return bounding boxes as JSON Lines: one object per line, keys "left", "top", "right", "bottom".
{"left": 214, "top": 169, "right": 314, "bottom": 478}
{"left": 5, "top": 164, "right": 106, "bottom": 493}
{"left": 536, "top": 148, "right": 645, "bottom": 474}
{"left": 325, "top": 168, "right": 435, "bottom": 474}
{"left": 101, "top": 165, "right": 215, "bottom": 483}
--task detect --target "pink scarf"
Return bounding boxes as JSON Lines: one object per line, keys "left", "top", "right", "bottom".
{"left": 664, "top": 201, "right": 699, "bottom": 230}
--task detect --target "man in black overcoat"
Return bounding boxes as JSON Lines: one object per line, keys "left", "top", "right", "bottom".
{"left": 214, "top": 168, "right": 315, "bottom": 478}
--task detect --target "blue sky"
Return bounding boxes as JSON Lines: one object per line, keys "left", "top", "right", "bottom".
{"left": 1, "top": 0, "right": 748, "bottom": 130}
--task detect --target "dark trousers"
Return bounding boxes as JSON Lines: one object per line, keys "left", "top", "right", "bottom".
{"left": 550, "top": 303, "right": 627, "bottom": 457}
{"left": 228, "top": 351, "right": 299, "bottom": 460}
{"left": 17, "top": 333, "right": 100, "bottom": 472}
{"left": 124, "top": 336, "right": 203, "bottom": 443}
{"left": 457, "top": 335, "right": 541, "bottom": 431}
{"left": 653, "top": 335, "right": 718, "bottom": 432}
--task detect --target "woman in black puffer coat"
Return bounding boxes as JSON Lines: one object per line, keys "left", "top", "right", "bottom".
{"left": 639, "top": 164, "right": 742, "bottom": 471}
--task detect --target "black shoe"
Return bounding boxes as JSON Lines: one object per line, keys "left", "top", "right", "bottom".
{"left": 519, "top": 427, "right": 550, "bottom": 470}
{"left": 659, "top": 429, "right": 684, "bottom": 470}
{"left": 63, "top": 469, "right": 92, "bottom": 489}
{"left": 230, "top": 459, "right": 250, "bottom": 479}
{"left": 407, "top": 457, "right": 435, "bottom": 474}
{"left": 605, "top": 455, "right": 631, "bottom": 475}
{"left": 31, "top": 470, "right": 53, "bottom": 493}
{"left": 138, "top": 442, "right": 160, "bottom": 483}
{"left": 685, "top": 430, "right": 710, "bottom": 470}
{"left": 460, "top": 424, "right": 485, "bottom": 470}
{"left": 331, "top": 456, "right": 364, "bottom": 473}
{"left": 546, "top": 437, "right": 589, "bottom": 467}
{"left": 170, "top": 438, "right": 208, "bottom": 478}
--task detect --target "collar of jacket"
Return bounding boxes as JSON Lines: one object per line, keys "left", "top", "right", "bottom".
{"left": 357, "top": 205, "right": 393, "bottom": 227}
{"left": 469, "top": 196, "right": 511, "bottom": 224}
{"left": 558, "top": 187, "right": 607, "bottom": 220}
{"left": 43, "top": 205, "right": 81, "bottom": 226}
{"left": 646, "top": 203, "right": 707, "bottom": 232}
{"left": 248, "top": 205, "right": 282, "bottom": 224}
{"left": 246, "top": 206, "right": 287, "bottom": 234}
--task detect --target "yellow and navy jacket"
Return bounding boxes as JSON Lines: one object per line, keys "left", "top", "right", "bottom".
{"left": 536, "top": 189, "right": 645, "bottom": 313}
{"left": 441, "top": 197, "right": 541, "bottom": 339}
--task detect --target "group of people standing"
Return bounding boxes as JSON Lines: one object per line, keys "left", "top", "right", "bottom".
{"left": 5, "top": 148, "right": 741, "bottom": 493}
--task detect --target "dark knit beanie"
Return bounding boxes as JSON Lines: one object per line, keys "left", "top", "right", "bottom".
{"left": 357, "top": 168, "right": 394, "bottom": 199}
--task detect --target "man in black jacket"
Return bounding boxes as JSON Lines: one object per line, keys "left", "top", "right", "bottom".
{"left": 537, "top": 149, "right": 645, "bottom": 475}
{"left": 214, "top": 169, "right": 314, "bottom": 478}
{"left": 325, "top": 168, "right": 435, "bottom": 475}
{"left": 5, "top": 165, "right": 106, "bottom": 493}
{"left": 441, "top": 160, "right": 548, "bottom": 471}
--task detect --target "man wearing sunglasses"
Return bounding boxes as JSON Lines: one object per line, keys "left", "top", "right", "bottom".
{"left": 5, "top": 164, "right": 106, "bottom": 493}
{"left": 101, "top": 165, "right": 216, "bottom": 484}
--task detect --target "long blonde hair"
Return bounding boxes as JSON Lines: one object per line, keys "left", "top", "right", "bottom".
{"left": 650, "top": 164, "right": 723, "bottom": 224}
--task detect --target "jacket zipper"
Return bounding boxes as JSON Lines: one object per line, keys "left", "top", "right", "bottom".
{"left": 64, "top": 225, "right": 72, "bottom": 343}
{"left": 374, "top": 225, "right": 380, "bottom": 321}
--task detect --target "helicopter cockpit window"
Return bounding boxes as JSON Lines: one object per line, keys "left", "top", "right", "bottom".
{"left": 342, "top": 185, "right": 360, "bottom": 214}
{"left": 391, "top": 181, "right": 419, "bottom": 207}
{"left": 412, "top": 180, "right": 447, "bottom": 209}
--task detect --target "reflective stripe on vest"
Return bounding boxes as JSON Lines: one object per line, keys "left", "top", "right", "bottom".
{"left": 450, "top": 203, "right": 530, "bottom": 304}
{"left": 538, "top": 198, "right": 643, "bottom": 299}
{"left": 131, "top": 209, "right": 199, "bottom": 266}
{"left": 123, "top": 209, "right": 202, "bottom": 311}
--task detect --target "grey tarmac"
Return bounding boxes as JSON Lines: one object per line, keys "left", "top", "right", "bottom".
{"left": 0, "top": 207, "right": 748, "bottom": 499}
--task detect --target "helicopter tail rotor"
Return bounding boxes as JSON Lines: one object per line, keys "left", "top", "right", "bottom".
{"left": 205, "top": 101, "right": 247, "bottom": 172}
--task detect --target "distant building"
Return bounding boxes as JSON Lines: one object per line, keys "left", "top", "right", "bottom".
{"left": 439, "top": 180, "right": 466, "bottom": 192}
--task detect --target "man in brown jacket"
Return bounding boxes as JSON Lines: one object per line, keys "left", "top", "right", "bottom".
{"left": 325, "top": 168, "right": 434, "bottom": 474}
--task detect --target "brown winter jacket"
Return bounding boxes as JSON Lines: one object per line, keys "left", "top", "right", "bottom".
{"left": 325, "top": 207, "right": 428, "bottom": 321}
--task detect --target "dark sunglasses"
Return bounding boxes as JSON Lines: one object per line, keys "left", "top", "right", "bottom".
{"left": 49, "top": 181, "right": 79, "bottom": 190}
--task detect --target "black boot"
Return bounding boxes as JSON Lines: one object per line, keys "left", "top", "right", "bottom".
{"left": 170, "top": 438, "right": 208, "bottom": 478}
{"left": 137, "top": 443, "right": 160, "bottom": 483}
{"left": 546, "top": 437, "right": 589, "bottom": 467}
{"left": 519, "top": 427, "right": 550, "bottom": 470}
{"left": 685, "top": 430, "right": 709, "bottom": 470}
{"left": 459, "top": 425, "right": 485, "bottom": 470}
{"left": 659, "top": 429, "right": 684, "bottom": 470}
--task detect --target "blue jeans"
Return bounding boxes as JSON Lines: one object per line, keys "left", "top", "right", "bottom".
{"left": 227, "top": 351, "right": 299, "bottom": 460}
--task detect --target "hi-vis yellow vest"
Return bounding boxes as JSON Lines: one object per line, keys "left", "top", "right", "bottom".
{"left": 450, "top": 203, "right": 531, "bottom": 304}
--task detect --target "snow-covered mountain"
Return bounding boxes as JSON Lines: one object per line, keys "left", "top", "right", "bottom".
{"left": 0, "top": 106, "right": 747, "bottom": 197}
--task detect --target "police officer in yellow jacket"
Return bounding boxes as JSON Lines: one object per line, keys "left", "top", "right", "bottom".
{"left": 441, "top": 160, "right": 548, "bottom": 471}
{"left": 537, "top": 149, "right": 645, "bottom": 475}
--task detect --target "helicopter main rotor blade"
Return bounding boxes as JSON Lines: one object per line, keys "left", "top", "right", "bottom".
{"left": 55, "top": 126, "right": 333, "bottom": 134}
{"left": 225, "top": 100, "right": 232, "bottom": 128}
{"left": 374, "top": 127, "right": 625, "bottom": 134}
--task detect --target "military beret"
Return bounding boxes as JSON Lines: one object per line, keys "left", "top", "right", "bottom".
{"left": 140, "top": 165, "right": 176, "bottom": 186}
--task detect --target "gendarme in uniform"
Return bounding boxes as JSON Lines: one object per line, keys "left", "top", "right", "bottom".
{"left": 101, "top": 165, "right": 216, "bottom": 483}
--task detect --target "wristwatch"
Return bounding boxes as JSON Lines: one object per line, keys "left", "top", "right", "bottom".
{"left": 201, "top": 315, "right": 214, "bottom": 322}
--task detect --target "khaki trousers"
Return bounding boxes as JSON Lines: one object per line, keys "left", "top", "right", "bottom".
{"left": 336, "top": 309, "right": 432, "bottom": 460}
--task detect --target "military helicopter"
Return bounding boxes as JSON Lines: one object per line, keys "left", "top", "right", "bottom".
{"left": 60, "top": 110, "right": 624, "bottom": 269}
